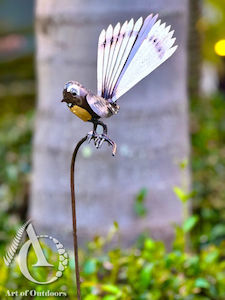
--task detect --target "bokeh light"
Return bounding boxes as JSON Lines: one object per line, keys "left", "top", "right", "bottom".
{"left": 214, "top": 39, "right": 225, "bottom": 56}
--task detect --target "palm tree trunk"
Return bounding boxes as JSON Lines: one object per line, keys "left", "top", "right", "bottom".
{"left": 188, "top": 0, "right": 202, "bottom": 98}
{"left": 31, "top": 0, "right": 190, "bottom": 247}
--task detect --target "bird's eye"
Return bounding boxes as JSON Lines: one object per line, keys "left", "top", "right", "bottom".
{"left": 71, "top": 88, "right": 77, "bottom": 96}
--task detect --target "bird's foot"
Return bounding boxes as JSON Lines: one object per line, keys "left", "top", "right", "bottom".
{"left": 95, "top": 134, "right": 117, "bottom": 156}
{"left": 87, "top": 131, "right": 117, "bottom": 156}
{"left": 87, "top": 131, "right": 97, "bottom": 143}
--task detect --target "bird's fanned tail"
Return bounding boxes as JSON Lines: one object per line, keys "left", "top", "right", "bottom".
{"left": 97, "top": 13, "right": 177, "bottom": 102}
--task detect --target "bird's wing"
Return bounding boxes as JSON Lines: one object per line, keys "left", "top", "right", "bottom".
{"left": 97, "top": 14, "right": 177, "bottom": 102}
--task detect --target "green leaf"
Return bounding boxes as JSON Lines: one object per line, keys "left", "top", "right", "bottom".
{"left": 134, "top": 188, "right": 148, "bottom": 217}
{"left": 136, "top": 188, "right": 148, "bottom": 201}
{"left": 113, "top": 221, "right": 119, "bottom": 230}
{"left": 101, "top": 284, "right": 120, "bottom": 295}
{"left": 144, "top": 238, "right": 155, "bottom": 251}
{"left": 210, "top": 224, "right": 225, "bottom": 240}
{"left": 179, "top": 158, "right": 188, "bottom": 169}
{"left": 173, "top": 187, "right": 195, "bottom": 203}
{"left": 205, "top": 250, "right": 219, "bottom": 263}
{"left": 195, "top": 278, "right": 210, "bottom": 289}
{"left": 183, "top": 215, "right": 199, "bottom": 232}
{"left": 84, "top": 295, "right": 98, "bottom": 300}
{"left": 134, "top": 202, "right": 147, "bottom": 217}
{"left": 173, "top": 187, "right": 187, "bottom": 203}
{"left": 83, "top": 259, "right": 97, "bottom": 275}
{"left": 140, "top": 263, "right": 154, "bottom": 288}
{"left": 102, "top": 296, "right": 118, "bottom": 300}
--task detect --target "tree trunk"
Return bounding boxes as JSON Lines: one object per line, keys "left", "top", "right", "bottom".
{"left": 188, "top": 0, "right": 202, "bottom": 98}
{"left": 31, "top": 0, "right": 190, "bottom": 247}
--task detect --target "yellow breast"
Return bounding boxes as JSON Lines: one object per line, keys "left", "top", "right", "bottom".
{"left": 70, "top": 105, "right": 92, "bottom": 122}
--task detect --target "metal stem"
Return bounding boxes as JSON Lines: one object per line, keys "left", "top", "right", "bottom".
{"left": 70, "top": 135, "right": 87, "bottom": 300}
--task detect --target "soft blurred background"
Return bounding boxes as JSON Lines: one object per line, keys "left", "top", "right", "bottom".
{"left": 0, "top": 0, "right": 225, "bottom": 299}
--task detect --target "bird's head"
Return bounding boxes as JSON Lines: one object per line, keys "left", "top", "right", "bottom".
{"left": 61, "top": 81, "right": 86, "bottom": 108}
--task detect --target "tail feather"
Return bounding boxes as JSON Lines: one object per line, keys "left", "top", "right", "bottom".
{"left": 107, "top": 18, "right": 138, "bottom": 98}
{"left": 102, "top": 25, "right": 113, "bottom": 96}
{"left": 104, "top": 22, "right": 121, "bottom": 97}
{"left": 97, "top": 13, "right": 177, "bottom": 102}
{"left": 105, "top": 19, "right": 132, "bottom": 98}
{"left": 97, "top": 29, "right": 106, "bottom": 96}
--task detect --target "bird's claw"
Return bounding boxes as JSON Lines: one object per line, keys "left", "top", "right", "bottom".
{"left": 86, "top": 132, "right": 117, "bottom": 156}
{"left": 87, "top": 131, "right": 97, "bottom": 143}
{"left": 95, "top": 134, "right": 117, "bottom": 156}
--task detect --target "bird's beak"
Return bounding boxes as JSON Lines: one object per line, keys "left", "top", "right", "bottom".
{"left": 61, "top": 99, "right": 65, "bottom": 102}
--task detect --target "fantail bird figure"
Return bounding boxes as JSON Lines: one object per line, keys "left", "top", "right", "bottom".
{"left": 61, "top": 13, "right": 177, "bottom": 155}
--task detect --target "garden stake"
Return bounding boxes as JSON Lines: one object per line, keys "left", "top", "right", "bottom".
{"left": 63, "top": 12, "right": 177, "bottom": 299}
{"left": 70, "top": 135, "right": 116, "bottom": 300}
{"left": 70, "top": 136, "right": 87, "bottom": 300}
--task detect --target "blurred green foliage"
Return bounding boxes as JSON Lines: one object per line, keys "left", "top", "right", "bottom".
{"left": 191, "top": 93, "right": 225, "bottom": 247}
{"left": 0, "top": 111, "right": 33, "bottom": 251}
{"left": 0, "top": 112, "right": 33, "bottom": 203}
{"left": 1, "top": 216, "right": 225, "bottom": 300}
{"left": 203, "top": 0, "right": 225, "bottom": 65}
{"left": 0, "top": 14, "right": 35, "bottom": 248}
{"left": 0, "top": 54, "right": 35, "bottom": 116}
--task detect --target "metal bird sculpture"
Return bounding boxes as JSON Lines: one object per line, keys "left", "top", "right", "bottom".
{"left": 61, "top": 13, "right": 177, "bottom": 156}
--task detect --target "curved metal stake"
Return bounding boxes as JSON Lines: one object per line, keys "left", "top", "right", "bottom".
{"left": 70, "top": 133, "right": 116, "bottom": 299}
{"left": 70, "top": 136, "right": 87, "bottom": 300}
